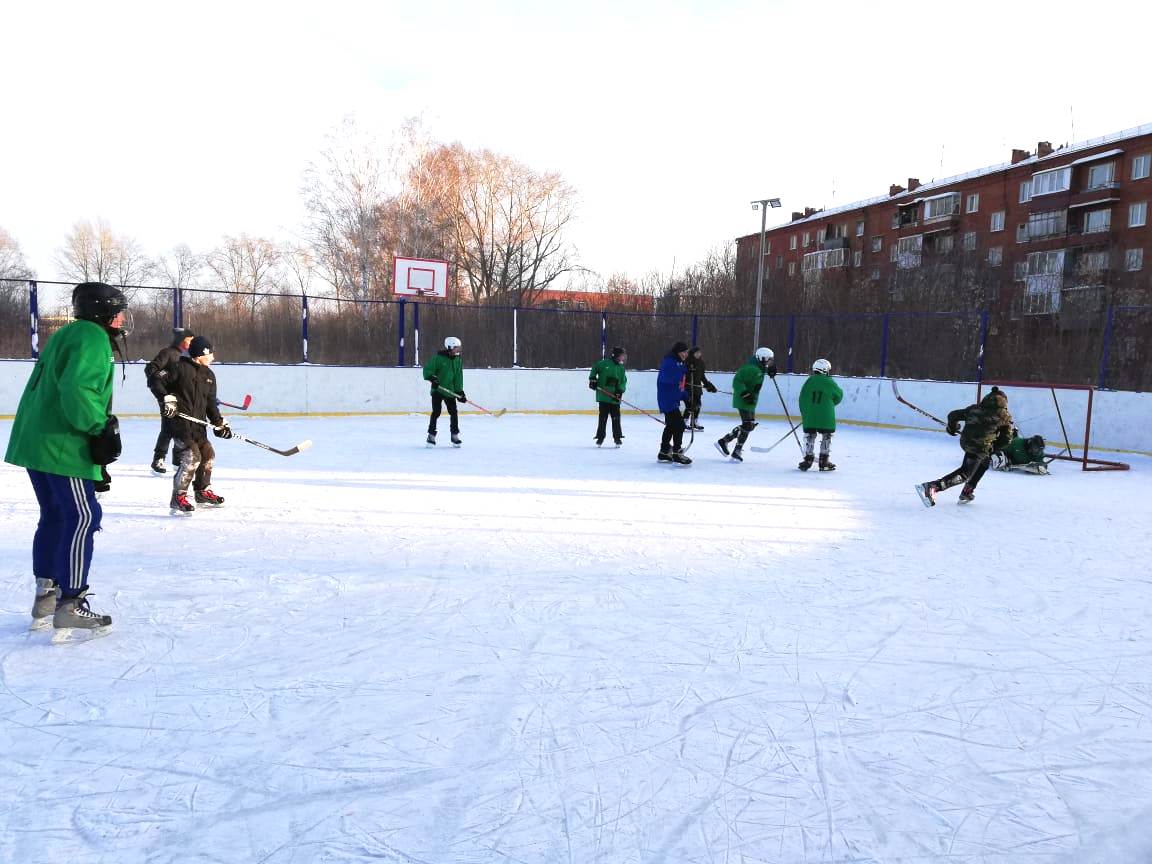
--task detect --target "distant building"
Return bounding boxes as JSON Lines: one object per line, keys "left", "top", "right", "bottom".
{"left": 530, "top": 289, "right": 655, "bottom": 313}
{"left": 737, "top": 122, "right": 1152, "bottom": 322}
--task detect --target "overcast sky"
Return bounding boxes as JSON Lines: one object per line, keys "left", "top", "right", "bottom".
{"left": 3, "top": 0, "right": 1149, "bottom": 286}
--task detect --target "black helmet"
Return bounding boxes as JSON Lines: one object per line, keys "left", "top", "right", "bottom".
{"left": 610, "top": 345, "right": 626, "bottom": 360}
{"left": 72, "top": 282, "right": 129, "bottom": 332}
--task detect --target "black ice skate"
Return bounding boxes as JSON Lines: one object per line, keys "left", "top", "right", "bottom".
{"left": 671, "top": 449, "right": 692, "bottom": 465}
{"left": 451, "top": 433, "right": 462, "bottom": 447}
{"left": 730, "top": 446, "right": 743, "bottom": 463}
{"left": 798, "top": 455, "right": 814, "bottom": 471}
{"left": 170, "top": 492, "right": 195, "bottom": 514}
{"left": 819, "top": 456, "right": 836, "bottom": 472}
{"left": 150, "top": 457, "right": 167, "bottom": 474}
{"left": 426, "top": 432, "right": 437, "bottom": 447}
{"left": 658, "top": 448, "right": 673, "bottom": 462}
{"left": 958, "top": 486, "right": 975, "bottom": 503}
{"left": 52, "top": 590, "right": 112, "bottom": 643}
{"left": 31, "top": 577, "right": 58, "bottom": 630}
{"left": 195, "top": 489, "right": 225, "bottom": 506}
{"left": 714, "top": 437, "right": 731, "bottom": 457}
{"left": 613, "top": 438, "right": 623, "bottom": 448}
{"left": 914, "top": 482, "right": 938, "bottom": 508}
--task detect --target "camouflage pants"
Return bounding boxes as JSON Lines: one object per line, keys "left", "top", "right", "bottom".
{"left": 172, "top": 438, "right": 215, "bottom": 495}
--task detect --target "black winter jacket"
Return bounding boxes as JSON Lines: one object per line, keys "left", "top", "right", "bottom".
{"left": 685, "top": 354, "right": 715, "bottom": 396}
{"left": 149, "top": 356, "right": 222, "bottom": 441}
{"left": 144, "top": 335, "right": 187, "bottom": 390}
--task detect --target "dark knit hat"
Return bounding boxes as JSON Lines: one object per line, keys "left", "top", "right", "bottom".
{"left": 174, "top": 326, "right": 195, "bottom": 338}
{"left": 188, "top": 336, "right": 214, "bottom": 358}
{"left": 671, "top": 341, "right": 689, "bottom": 355}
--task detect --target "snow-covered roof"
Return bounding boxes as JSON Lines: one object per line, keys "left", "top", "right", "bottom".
{"left": 748, "top": 122, "right": 1152, "bottom": 237}
{"left": 1069, "top": 147, "right": 1125, "bottom": 166}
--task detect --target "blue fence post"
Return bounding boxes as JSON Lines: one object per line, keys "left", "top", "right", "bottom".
{"left": 786, "top": 315, "right": 796, "bottom": 374}
{"left": 398, "top": 298, "right": 406, "bottom": 367}
{"left": 513, "top": 307, "right": 519, "bottom": 367}
{"left": 600, "top": 312, "right": 608, "bottom": 358}
{"left": 879, "top": 313, "right": 891, "bottom": 378}
{"left": 173, "top": 284, "right": 181, "bottom": 330}
{"left": 413, "top": 301, "right": 421, "bottom": 366}
{"left": 1097, "top": 305, "right": 1115, "bottom": 389}
{"left": 301, "top": 292, "right": 310, "bottom": 363}
{"left": 691, "top": 314, "right": 699, "bottom": 347}
{"left": 975, "top": 310, "right": 990, "bottom": 382}
{"left": 29, "top": 280, "right": 39, "bottom": 359}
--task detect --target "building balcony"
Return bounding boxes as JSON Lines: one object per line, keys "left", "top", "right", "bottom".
{"left": 821, "top": 236, "right": 850, "bottom": 250}
{"left": 1067, "top": 188, "right": 1120, "bottom": 211}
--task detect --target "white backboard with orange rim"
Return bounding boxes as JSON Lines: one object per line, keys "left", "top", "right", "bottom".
{"left": 393, "top": 256, "right": 449, "bottom": 299}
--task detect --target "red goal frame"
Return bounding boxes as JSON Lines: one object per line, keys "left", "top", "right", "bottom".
{"left": 976, "top": 380, "right": 1129, "bottom": 471}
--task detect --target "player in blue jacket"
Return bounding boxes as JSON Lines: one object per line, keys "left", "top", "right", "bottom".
{"left": 656, "top": 341, "right": 692, "bottom": 464}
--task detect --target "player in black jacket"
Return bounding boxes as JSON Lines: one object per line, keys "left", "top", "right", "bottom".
{"left": 144, "top": 327, "right": 194, "bottom": 473}
{"left": 148, "top": 336, "right": 232, "bottom": 513}
{"left": 916, "top": 387, "right": 1013, "bottom": 506}
{"left": 684, "top": 346, "right": 717, "bottom": 430}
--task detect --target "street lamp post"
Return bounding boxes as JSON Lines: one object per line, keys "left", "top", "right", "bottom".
{"left": 751, "top": 197, "right": 782, "bottom": 350}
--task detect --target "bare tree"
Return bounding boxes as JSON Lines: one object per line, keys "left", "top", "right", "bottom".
{"left": 55, "top": 219, "right": 152, "bottom": 286}
{"left": 1, "top": 226, "right": 34, "bottom": 282}
{"left": 204, "top": 235, "right": 285, "bottom": 316}
{"left": 155, "top": 244, "right": 204, "bottom": 293}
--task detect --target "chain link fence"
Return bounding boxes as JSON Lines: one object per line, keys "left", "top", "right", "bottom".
{"left": 1, "top": 278, "right": 1148, "bottom": 390}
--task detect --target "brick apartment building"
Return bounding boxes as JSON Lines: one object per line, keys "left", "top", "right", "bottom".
{"left": 736, "top": 123, "right": 1152, "bottom": 323}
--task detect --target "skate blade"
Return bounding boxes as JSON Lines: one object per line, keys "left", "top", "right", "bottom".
{"left": 713, "top": 442, "right": 729, "bottom": 457}
{"left": 914, "top": 484, "right": 935, "bottom": 508}
{"left": 52, "top": 625, "right": 113, "bottom": 645}
{"left": 29, "top": 617, "right": 53, "bottom": 631}
{"left": 169, "top": 508, "right": 194, "bottom": 516}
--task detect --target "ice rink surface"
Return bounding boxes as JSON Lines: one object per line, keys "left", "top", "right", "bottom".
{"left": 2, "top": 412, "right": 1152, "bottom": 864}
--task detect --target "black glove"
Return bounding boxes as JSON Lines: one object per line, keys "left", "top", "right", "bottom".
{"left": 589, "top": 380, "right": 598, "bottom": 390}
{"left": 456, "top": 391, "right": 467, "bottom": 404}
{"left": 89, "top": 415, "right": 122, "bottom": 465}
{"left": 704, "top": 382, "right": 717, "bottom": 393}
{"left": 613, "top": 390, "right": 624, "bottom": 400}
{"left": 741, "top": 391, "right": 755, "bottom": 405}
{"left": 430, "top": 375, "right": 440, "bottom": 387}
{"left": 162, "top": 395, "right": 178, "bottom": 419}
{"left": 766, "top": 363, "right": 778, "bottom": 379}
{"left": 946, "top": 422, "right": 961, "bottom": 436}
{"left": 94, "top": 467, "right": 111, "bottom": 494}
{"left": 213, "top": 421, "right": 234, "bottom": 439}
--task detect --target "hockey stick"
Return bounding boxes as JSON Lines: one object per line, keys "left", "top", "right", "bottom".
{"left": 596, "top": 387, "right": 665, "bottom": 424}
{"left": 176, "top": 413, "right": 312, "bottom": 457}
{"left": 436, "top": 386, "right": 506, "bottom": 417}
{"left": 750, "top": 423, "right": 803, "bottom": 454}
{"left": 890, "top": 378, "right": 947, "bottom": 426}
{"left": 771, "top": 377, "right": 805, "bottom": 454}
{"left": 218, "top": 394, "right": 252, "bottom": 411}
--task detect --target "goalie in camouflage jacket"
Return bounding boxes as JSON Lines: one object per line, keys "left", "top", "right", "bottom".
{"left": 916, "top": 386, "right": 1014, "bottom": 505}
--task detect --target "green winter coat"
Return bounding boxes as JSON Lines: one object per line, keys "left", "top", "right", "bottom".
{"left": 423, "top": 350, "right": 464, "bottom": 397}
{"left": 731, "top": 360, "right": 766, "bottom": 411}
{"left": 589, "top": 358, "right": 627, "bottom": 404}
{"left": 4, "top": 319, "right": 116, "bottom": 481}
{"left": 798, "top": 373, "right": 843, "bottom": 432}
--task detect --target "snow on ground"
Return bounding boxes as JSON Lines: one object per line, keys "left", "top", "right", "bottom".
{"left": 2, "top": 412, "right": 1152, "bottom": 864}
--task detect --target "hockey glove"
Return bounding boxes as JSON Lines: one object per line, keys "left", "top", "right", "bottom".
{"left": 946, "top": 422, "right": 961, "bottom": 436}
{"left": 588, "top": 380, "right": 598, "bottom": 390}
{"left": 89, "top": 415, "right": 122, "bottom": 466}
{"left": 94, "top": 467, "right": 111, "bottom": 494}
{"left": 162, "top": 394, "right": 178, "bottom": 418}
{"left": 765, "top": 363, "right": 778, "bottom": 379}
{"left": 704, "top": 382, "right": 717, "bottom": 393}
{"left": 213, "top": 421, "right": 234, "bottom": 440}
{"left": 613, "top": 390, "right": 624, "bottom": 400}
{"left": 456, "top": 391, "right": 467, "bottom": 404}
{"left": 430, "top": 375, "right": 440, "bottom": 387}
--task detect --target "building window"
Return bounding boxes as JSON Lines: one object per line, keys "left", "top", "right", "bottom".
{"left": 871, "top": 236, "right": 882, "bottom": 253}
{"left": 788, "top": 261, "right": 796, "bottom": 276}
{"left": 1127, "top": 248, "right": 1144, "bottom": 271}
{"left": 1014, "top": 261, "right": 1028, "bottom": 281}
{"left": 1083, "top": 208, "right": 1111, "bottom": 234}
{"left": 890, "top": 244, "right": 899, "bottom": 262}
{"left": 1025, "top": 249, "right": 1066, "bottom": 299}
{"left": 1134, "top": 154, "right": 1151, "bottom": 181}
{"left": 802, "top": 231, "right": 811, "bottom": 248}
{"left": 988, "top": 246, "right": 1003, "bottom": 266}
{"left": 990, "top": 210, "right": 1005, "bottom": 232}
{"left": 1130, "top": 201, "right": 1148, "bottom": 228}
{"left": 896, "top": 235, "right": 923, "bottom": 269}
{"left": 1085, "top": 161, "right": 1116, "bottom": 191}
{"left": 870, "top": 267, "right": 881, "bottom": 281}
{"left": 853, "top": 250, "right": 862, "bottom": 267}
{"left": 765, "top": 240, "right": 771, "bottom": 255}
{"left": 1019, "top": 180, "right": 1032, "bottom": 203}
{"left": 1077, "top": 250, "right": 1109, "bottom": 275}
{"left": 963, "top": 232, "right": 977, "bottom": 251}
{"left": 855, "top": 219, "right": 865, "bottom": 237}
{"left": 934, "top": 234, "right": 954, "bottom": 255}
{"left": 923, "top": 193, "right": 959, "bottom": 221}
{"left": 1028, "top": 210, "right": 1067, "bottom": 239}
{"left": 789, "top": 235, "right": 797, "bottom": 251}
{"left": 1016, "top": 223, "right": 1029, "bottom": 243}
{"left": 776, "top": 254, "right": 784, "bottom": 270}
{"left": 966, "top": 193, "right": 980, "bottom": 213}
{"left": 802, "top": 247, "right": 849, "bottom": 282}
{"left": 1031, "top": 166, "right": 1071, "bottom": 197}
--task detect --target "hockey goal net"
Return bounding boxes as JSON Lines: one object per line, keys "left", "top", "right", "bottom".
{"left": 976, "top": 380, "right": 1129, "bottom": 471}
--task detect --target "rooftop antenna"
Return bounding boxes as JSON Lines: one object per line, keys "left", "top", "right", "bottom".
{"left": 1070, "top": 104, "right": 1075, "bottom": 143}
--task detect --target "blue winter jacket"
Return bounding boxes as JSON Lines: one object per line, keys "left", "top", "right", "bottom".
{"left": 656, "top": 353, "right": 688, "bottom": 413}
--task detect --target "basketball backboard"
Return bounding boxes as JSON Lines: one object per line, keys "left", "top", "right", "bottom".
{"left": 393, "top": 256, "right": 449, "bottom": 299}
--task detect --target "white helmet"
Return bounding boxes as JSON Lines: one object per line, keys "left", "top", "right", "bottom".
{"left": 812, "top": 358, "right": 831, "bottom": 374}
{"left": 444, "top": 336, "right": 462, "bottom": 351}
{"left": 754, "top": 347, "right": 774, "bottom": 365}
